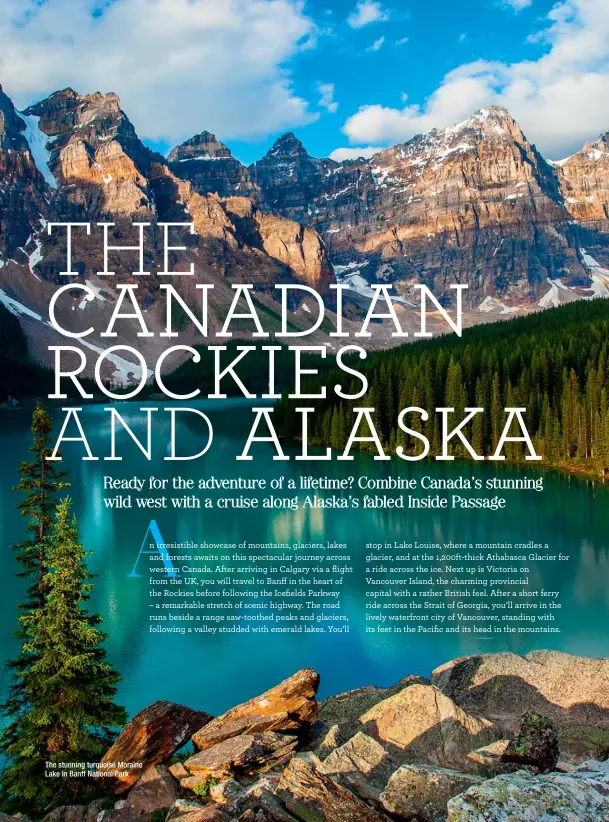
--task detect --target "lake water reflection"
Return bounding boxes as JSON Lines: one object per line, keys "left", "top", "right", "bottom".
{"left": 0, "top": 401, "right": 607, "bottom": 718}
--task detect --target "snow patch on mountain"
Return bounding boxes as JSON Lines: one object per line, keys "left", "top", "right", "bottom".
{"left": 28, "top": 238, "right": 43, "bottom": 277}
{"left": 176, "top": 156, "right": 224, "bottom": 162}
{"left": 334, "top": 261, "right": 414, "bottom": 306}
{"left": 581, "top": 249, "right": 609, "bottom": 298}
{"left": 478, "top": 296, "right": 521, "bottom": 314}
{"left": 0, "top": 287, "right": 45, "bottom": 322}
{"left": 78, "top": 279, "right": 107, "bottom": 310}
{"left": 549, "top": 156, "right": 573, "bottom": 167}
{"left": 19, "top": 113, "right": 57, "bottom": 189}
{"left": 538, "top": 278, "right": 574, "bottom": 308}
{"left": 0, "top": 285, "right": 146, "bottom": 384}
{"left": 78, "top": 338, "right": 151, "bottom": 385}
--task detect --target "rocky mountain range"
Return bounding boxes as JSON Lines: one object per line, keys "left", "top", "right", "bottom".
{"left": 0, "top": 85, "right": 337, "bottom": 382}
{"left": 174, "top": 106, "right": 609, "bottom": 312}
{"left": 1, "top": 83, "right": 609, "bottom": 382}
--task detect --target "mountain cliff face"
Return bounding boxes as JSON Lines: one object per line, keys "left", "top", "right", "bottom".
{"left": 0, "top": 87, "right": 334, "bottom": 288}
{"left": 22, "top": 87, "right": 157, "bottom": 219}
{"left": 2, "top": 84, "right": 609, "bottom": 383}
{"left": 175, "top": 107, "right": 609, "bottom": 310}
{"left": 245, "top": 108, "right": 585, "bottom": 306}
{"left": 224, "top": 196, "right": 334, "bottom": 294}
{"left": 168, "top": 131, "right": 257, "bottom": 200}
{"left": 0, "top": 86, "right": 338, "bottom": 383}
{"left": 248, "top": 132, "right": 336, "bottom": 222}
{"left": 0, "top": 85, "right": 51, "bottom": 258}
{"left": 554, "top": 134, "right": 609, "bottom": 226}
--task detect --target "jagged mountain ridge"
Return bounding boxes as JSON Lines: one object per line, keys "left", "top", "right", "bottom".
{"left": 168, "top": 131, "right": 258, "bottom": 200}
{"left": 0, "top": 86, "right": 52, "bottom": 255}
{"left": 172, "top": 106, "right": 609, "bottom": 311}
{"left": 2, "top": 85, "right": 609, "bottom": 387}
{"left": 1, "top": 85, "right": 333, "bottom": 291}
{"left": 0, "top": 84, "right": 338, "bottom": 383}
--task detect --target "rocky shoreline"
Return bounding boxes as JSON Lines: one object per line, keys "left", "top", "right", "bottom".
{"left": 13, "top": 650, "right": 609, "bottom": 822}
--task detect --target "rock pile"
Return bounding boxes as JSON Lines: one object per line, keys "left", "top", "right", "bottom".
{"left": 8, "top": 652, "right": 609, "bottom": 822}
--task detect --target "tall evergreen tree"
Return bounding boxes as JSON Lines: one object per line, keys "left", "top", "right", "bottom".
{"left": 13, "top": 402, "right": 69, "bottom": 608}
{"left": 0, "top": 498, "right": 126, "bottom": 816}
{"left": 1, "top": 404, "right": 70, "bottom": 742}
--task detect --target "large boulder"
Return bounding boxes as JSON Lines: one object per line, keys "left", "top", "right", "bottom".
{"left": 192, "top": 670, "right": 319, "bottom": 751}
{"left": 42, "top": 802, "right": 109, "bottom": 822}
{"left": 167, "top": 800, "right": 230, "bottom": 822}
{"left": 171, "top": 810, "right": 229, "bottom": 822}
{"left": 82, "top": 812, "right": 153, "bottom": 822}
{"left": 319, "top": 733, "right": 483, "bottom": 820}
{"left": 183, "top": 732, "right": 298, "bottom": 780}
{"left": 501, "top": 713, "right": 559, "bottom": 773}
{"left": 432, "top": 651, "right": 609, "bottom": 762}
{"left": 465, "top": 740, "right": 516, "bottom": 776}
{"left": 224, "top": 775, "right": 300, "bottom": 822}
{"left": 42, "top": 805, "right": 151, "bottom": 822}
{"left": 320, "top": 733, "right": 396, "bottom": 804}
{"left": 381, "top": 765, "right": 483, "bottom": 822}
{"left": 42, "top": 808, "right": 89, "bottom": 822}
{"left": 446, "top": 760, "right": 609, "bottom": 821}
{"left": 125, "top": 764, "right": 178, "bottom": 813}
{"left": 276, "top": 755, "right": 391, "bottom": 821}
{"left": 317, "top": 676, "right": 427, "bottom": 747}
{"left": 359, "top": 684, "right": 498, "bottom": 773}
{"left": 99, "top": 701, "right": 213, "bottom": 793}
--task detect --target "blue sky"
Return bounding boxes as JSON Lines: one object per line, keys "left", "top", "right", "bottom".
{"left": 1, "top": 0, "right": 608, "bottom": 163}
{"left": 224, "top": 0, "right": 559, "bottom": 163}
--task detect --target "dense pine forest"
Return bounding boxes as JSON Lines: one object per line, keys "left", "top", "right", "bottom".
{"left": 0, "top": 305, "right": 54, "bottom": 403}
{"left": 275, "top": 300, "right": 609, "bottom": 475}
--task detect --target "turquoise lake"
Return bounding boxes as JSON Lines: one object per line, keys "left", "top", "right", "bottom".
{"left": 0, "top": 401, "right": 608, "bottom": 719}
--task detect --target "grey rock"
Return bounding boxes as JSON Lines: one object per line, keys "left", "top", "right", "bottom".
{"left": 432, "top": 650, "right": 609, "bottom": 763}
{"left": 317, "top": 677, "right": 427, "bottom": 747}
{"left": 126, "top": 764, "right": 178, "bottom": 813}
{"left": 276, "top": 754, "right": 392, "bottom": 821}
{"left": 359, "top": 684, "right": 498, "bottom": 773}
{"left": 185, "top": 732, "right": 297, "bottom": 779}
{"left": 309, "top": 724, "right": 342, "bottom": 760}
{"left": 225, "top": 776, "right": 299, "bottom": 822}
{"left": 42, "top": 808, "right": 87, "bottom": 822}
{"left": 447, "top": 759, "right": 609, "bottom": 821}
{"left": 319, "top": 732, "right": 396, "bottom": 804}
{"left": 380, "top": 765, "right": 483, "bottom": 821}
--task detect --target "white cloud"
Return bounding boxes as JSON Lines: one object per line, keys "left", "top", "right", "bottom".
{"left": 396, "top": 36, "right": 409, "bottom": 45}
{"left": 329, "top": 145, "right": 382, "bottom": 161}
{"left": 341, "top": 0, "right": 609, "bottom": 158}
{"left": 317, "top": 82, "right": 338, "bottom": 113}
{"left": 367, "top": 36, "right": 385, "bottom": 52}
{"left": 0, "top": 0, "right": 318, "bottom": 145}
{"left": 502, "top": 0, "right": 532, "bottom": 10}
{"left": 347, "top": 0, "right": 389, "bottom": 28}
